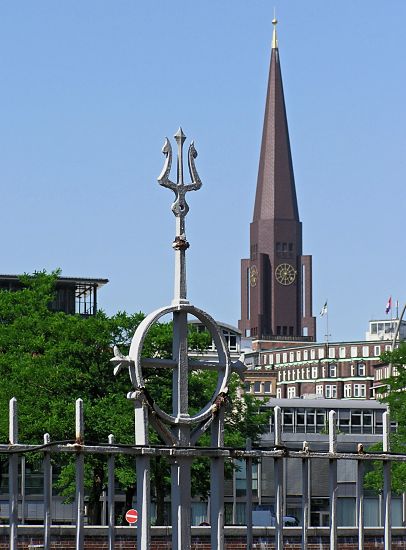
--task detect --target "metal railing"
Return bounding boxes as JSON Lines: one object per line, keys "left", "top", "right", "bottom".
{"left": 2, "top": 399, "right": 404, "bottom": 550}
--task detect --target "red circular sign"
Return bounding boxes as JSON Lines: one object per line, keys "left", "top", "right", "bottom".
{"left": 125, "top": 508, "right": 138, "bottom": 524}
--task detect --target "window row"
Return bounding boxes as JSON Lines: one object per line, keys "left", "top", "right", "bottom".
{"left": 245, "top": 381, "right": 273, "bottom": 394}
{"left": 277, "top": 362, "right": 367, "bottom": 382}
{"left": 269, "top": 407, "right": 391, "bottom": 435}
{"left": 261, "top": 345, "right": 390, "bottom": 366}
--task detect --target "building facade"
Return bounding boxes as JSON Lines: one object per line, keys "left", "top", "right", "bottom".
{"left": 238, "top": 21, "right": 316, "bottom": 342}
{"left": 244, "top": 337, "right": 395, "bottom": 400}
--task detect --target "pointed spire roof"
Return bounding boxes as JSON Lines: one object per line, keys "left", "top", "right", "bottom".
{"left": 253, "top": 22, "right": 299, "bottom": 222}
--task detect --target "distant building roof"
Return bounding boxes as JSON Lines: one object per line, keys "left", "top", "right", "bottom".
{"left": 0, "top": 274, "right": 108, "bottom": 287}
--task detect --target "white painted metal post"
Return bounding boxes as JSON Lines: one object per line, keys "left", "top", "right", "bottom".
{"left": 21, "top": 456, "right": 26, "bottom": 524}
{"left": 301, "top": 457, "right": 309, "bottom": 550}
{"left": 383, "top": 410, "right": 391, "bottom": 550}
{"left": 43, "top": 433, "right": 52, "bottom": 550}
{"left": 75, "top": 398, "right": 85, "bottom": 550}
{"left": 8, "top": 398, "right": 18, "bottom": 550}
{"left": 274, "top": 406, "right": 283, "bottom": 550}
{"left": 210, "top": 408, "right": 225, "bottom": 550}
{"left": 171, "top": 307, "right": 192, "bottom": 550}
{"left": 328, "top": 410, "right": 337, "bottom": 550}
{"left": 135, "top": 397, "right": 151, "bottom": 550}
{"left": 356, "top": 459, "right": 364, "bottom": 550}
{"left": 107, "top": 434, "right": 116, "bottom": 550}
{"left": 246, "top": 438, "right": 253, "bottom": 550}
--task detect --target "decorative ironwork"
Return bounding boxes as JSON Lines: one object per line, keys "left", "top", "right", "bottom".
{"left": 112, "top": 129, "right": 245, "bottom": 550}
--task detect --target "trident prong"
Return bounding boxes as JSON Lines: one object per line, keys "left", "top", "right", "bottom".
{"left": 157, "top": 128, "right": 202, "bottom": 222}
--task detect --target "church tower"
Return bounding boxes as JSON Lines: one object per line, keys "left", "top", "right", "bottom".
{"left": 239, "top": 20, "right": 316, "bottom": 341}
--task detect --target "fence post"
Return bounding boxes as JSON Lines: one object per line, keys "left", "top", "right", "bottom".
{"left": 75, "top": 399, "right": 85, "bottom": 550}
{"left": 328, "top": 411, "right": 337, "bottom": 550}
{"left": 135, "top": 395, "right": 150, "bottom": 550}
{"left": 356, "top": 448, "right": 364, "bottom": 550}
{"left": 9, "top": 397, "right": 18, "bottom": 550}
{"left": 211, "top": 407, "right": 225, "bottom": 550}
{"left": 383, "top": 410, "right": 391, "bottom": 550}
{"left": 107, "top": 434, "right": 115, "bottom": 550}
{"left": 301, "top": 441, "right": 309, "bottom": 550}
{"left": 43, "top": 433, "right": 52, "bottom": 550}
{"left": 246, "top": 438, "right": 253, "bottom": 550}
{"left": 274, "top": 406, "right": 283, "bottom": 550}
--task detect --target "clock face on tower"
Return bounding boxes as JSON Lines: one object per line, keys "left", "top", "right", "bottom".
{"left": 275, "top": 263, "right": 296, "bottom": 286}
{"left": 250, "top": 265, "right": 258, "bottom": 287}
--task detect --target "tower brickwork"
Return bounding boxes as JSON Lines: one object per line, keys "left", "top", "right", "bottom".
{"left": 239, "top": 22, "right": 316, "bottom": 341}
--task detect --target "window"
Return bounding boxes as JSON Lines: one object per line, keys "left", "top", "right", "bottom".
{"left": 264, "top": 381, "right": 272, "bottom": 394}
{"left": 353, "top": 384, "right": 366, "bottom": 398}
{"left": 351, "top": 346, "right": 358, "bottom": 358}
{"left": 312, "top": 366, "right": 318, "bottom": 379}
{"left": 374, "top": 345, "right": 381, "bottom": 357}
{"left": 283, "top": 371, "right": 286, "bottom": 381}
{"left": 339, "top": 347, "right": 346, "bottom": 358}
{"left": 318, "top": 348, "right": 325, "bottom": 359}
{"left": 296, "top": 351, "right": 301, "bottom": 361}
{"left": 311, "top": 349, "right": 316, "bottom": 360}
{"left": 325, "top": 385, "right": 337, "bottom": 399}
{"left": 244, "top": 383, "right": 251, "bottom": 393}
{"left": 344, "top": 384, "right": 352, "bottom": 398}
{"left": 283, "top": 409, "right": 294, "bottom": 429}
{"left": 316, "top": 385, "right": 323, "bottom": 396}
{"left": 328, "top": 347, "right": 336, "bottom": 359}
{"left": 362, "top": 346, "right": 369, "bottom": 357}
{"left": 329, "top": 363, "right": 337, "bottom": 377}
{"left": 287, "top": 387, "right": 296, "bottom": 399}
{"left": 269, "top": 354, "right": 273, "bottom": 364}
{"left": 289, "top": 352, "right": 294, "bottom": 362}
{"left": 304, "top": 350, "right": 309, "bottom": 360}
{"left": 357, "top": 362, "right": 366, "bottom": 376}
{"left": 287, "top": 370, "right": 291, "bottom": 381}
{"left": 306, "top": 367, "right": 310, "bottom": 379}
{"left": 276, "top": 388, "right": 282, "bottom": 398}
{"left": 254, "top": 381, "right": 261, "bottom": 393}
{"left": 292, "top": 370, "right": 296, "bottom": 381}
{"left": 283, "top": 353, "right": 288, "bottom": 363}
{"left": 385, "top": 344, "right": 391, "bottom": 352}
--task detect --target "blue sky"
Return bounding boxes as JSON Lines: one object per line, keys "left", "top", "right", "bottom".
{"left": 1, "top": 2, "right": 405, "bottom": 342}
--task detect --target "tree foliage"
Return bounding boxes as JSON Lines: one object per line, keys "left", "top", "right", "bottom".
{"left": 0, "top": 272, "right": 270, "bottom": 524}
{"left": 364, "top": 342, "right": 406, "bottom": 493}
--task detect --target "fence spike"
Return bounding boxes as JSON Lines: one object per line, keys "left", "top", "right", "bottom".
{"left": 9, "top": 397, "right": 18, "bottom": 445}
{"left": 329, "top": 410, "right": 337, "bottom": 454}
{"left": 75, "top": 398, "right": 84, "bottom": 444}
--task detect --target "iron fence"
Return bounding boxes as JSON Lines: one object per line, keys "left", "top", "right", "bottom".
{"left": 1, "top": 398, "right": 404, "bottom": 550}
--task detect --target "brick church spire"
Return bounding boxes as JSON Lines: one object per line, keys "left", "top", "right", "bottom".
{"left": 253, "top": 18, "right": 299, "bottom": 223}
{"left": 239, "top": 20, "right": 316, "bottom": 342}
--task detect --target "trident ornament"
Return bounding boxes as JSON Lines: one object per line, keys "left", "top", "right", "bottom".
{"left": 158, "top": 128, "right": 202, "bottom": 304}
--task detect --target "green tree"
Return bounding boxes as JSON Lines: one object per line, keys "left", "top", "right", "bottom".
{"left": 364, "top": 342, "right": 406, "bottom": 493}
{"left": 0, "top": 272, "right": 270, "bottom": 525}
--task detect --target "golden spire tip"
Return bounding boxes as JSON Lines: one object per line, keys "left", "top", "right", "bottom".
{"left": 272, "top": 16, "right": 278, "bottom": 49}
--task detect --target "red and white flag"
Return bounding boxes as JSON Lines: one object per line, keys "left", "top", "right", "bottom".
{"left": 385, "top": 296, "right": 392, "bottom": 315}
